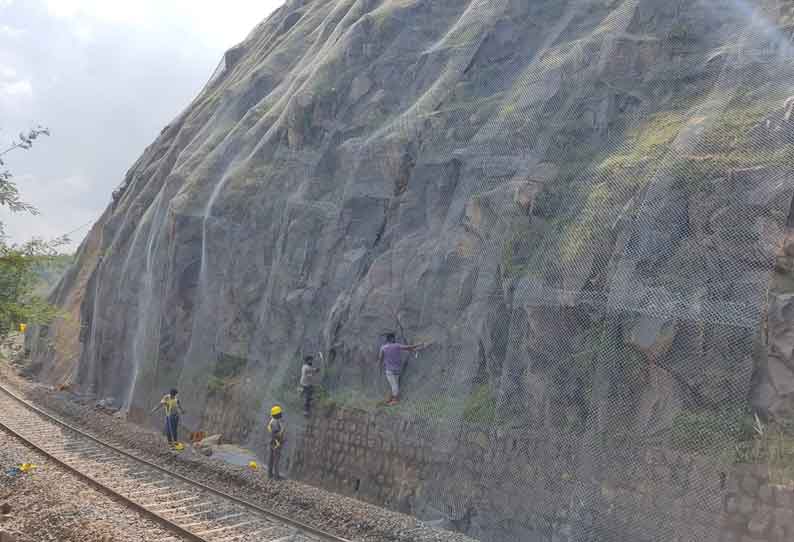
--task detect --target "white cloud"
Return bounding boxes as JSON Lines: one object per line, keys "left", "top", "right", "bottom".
{"left": 173, "top": 1, "right": 283, "bottom": 47}
{"left": 0, "top": 24, "right": 25, "bottom": 39}
{"left": 3, "top": 172, "right": 97, "bottom": 250}
{"left": 45, "top": 0, "right": 282, "bottom": 47}
{"left": 0, "top": 0, "right": 284, "bottom": 246}
{"left": 46, "top": 0, "right": 138, "bottom": 23}
{"left": 0, "top": 65, "right": 17, "bottom": 80}
{"left": 0, "top": 78, "right": 32, "bottom": 97}
{"left": 70, "top": 19, "right": 94, "bottom": 42}
{"left": 2, "top": 209, "right": 96, "bottom": 250}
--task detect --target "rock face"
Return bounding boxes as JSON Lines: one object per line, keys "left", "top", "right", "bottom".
{"left": 31, "top": 0, "right": 794, "bottom": 540}
{"left": 753, "top": 227, "right": 794, "bottom": 418}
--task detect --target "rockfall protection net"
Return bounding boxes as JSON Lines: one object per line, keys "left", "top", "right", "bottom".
{"left": 75, "top": 0, "right": 794, "bottom": 541}
{"left": 347, "top": 3, "right": 794, "bottom": 539}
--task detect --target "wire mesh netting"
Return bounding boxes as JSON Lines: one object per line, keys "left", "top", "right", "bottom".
{"left": 50, "top": 1, "right": 794, "bottom": 541}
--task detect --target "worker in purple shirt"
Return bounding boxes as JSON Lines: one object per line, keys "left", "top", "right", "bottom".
{"left": 378, "top": 333, "right": 425, "bottom": 405}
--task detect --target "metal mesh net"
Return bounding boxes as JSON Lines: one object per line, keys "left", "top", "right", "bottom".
{"left": 68, "top": 1, "right": 794, "bottom": 541}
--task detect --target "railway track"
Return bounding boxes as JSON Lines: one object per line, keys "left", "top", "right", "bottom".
{"left": 0, "top": 383, "right": 351, "bottom": 542}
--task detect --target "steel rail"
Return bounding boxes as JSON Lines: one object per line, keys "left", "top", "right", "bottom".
{"left": 0, "top": 416, "right": 207, "bottom": 542}
{"left": 0, "top": 382, "right": 351, "bottom": 542}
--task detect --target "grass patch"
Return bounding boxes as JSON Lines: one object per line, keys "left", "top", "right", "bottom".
{"left": 434, "top": 91, "right": 504, "bottom": 122}
{"left": 555, "top": 97, "right": 794, "bottom": 264}
{"left": 552, "top": 111, "right": 689, "bottom": 265}
{"left": 462, "top": 383, "right": 496, "bottom": 424}
{"left": 728, "top": 418, "right": 794, "bottom": 485}
{"left": 370, "top": 0, "right": 416, "bottom": 30}
{"left": 214, "top": 352, "right": 248, "bottom": 379}
{"left": 317, "top": 387, "right": 380, "bottom": 411}
{"left": 316, "top": 381, "right": 497, "bottom": 425}
{"left": 207, "top": 375, "right": 227, "bottom": 394}
{"left": 502, "top": 225, "right": 531, "bottom": 279}
{"left": 597, "top": 111, "right": 687, "bottom": 176}
{"left": 206, "top": 352, "right": 248, "bottom": 396}
{"left": 560, "top": 182, "right": 611, "bottom": 264}
{"left": 670, "top": 407, "right": 753, "bottom": 453}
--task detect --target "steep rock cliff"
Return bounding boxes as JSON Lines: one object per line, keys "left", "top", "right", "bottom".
{"left": 30, "top": 0, "right": 794, "bottom": 540}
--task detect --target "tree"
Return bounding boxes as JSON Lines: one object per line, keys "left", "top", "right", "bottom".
{"left": 0, "top": 127, "right": 50, "bottom": 215}
{"left": 0, "top": 247, "right": 61, "bottom": 337}
{"left": 0, "top": 127, "right": 68, "bottom": 339}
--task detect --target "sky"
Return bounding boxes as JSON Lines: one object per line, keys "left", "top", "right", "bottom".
{"left": 0, "top": 0, "right": 283, "bottom": 250}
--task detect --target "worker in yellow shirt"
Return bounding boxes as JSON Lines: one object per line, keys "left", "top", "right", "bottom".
{"left": 150, "top": 389, "right": 185, "bottom": 446}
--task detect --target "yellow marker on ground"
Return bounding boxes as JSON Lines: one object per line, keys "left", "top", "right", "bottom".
{"left": 248, "top": 461, "right": 258, "bottom": 470}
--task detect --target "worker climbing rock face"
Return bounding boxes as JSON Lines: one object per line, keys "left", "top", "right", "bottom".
{"left": 150, "top": 388, "right": 185, "bottom": 447}
{"left": 267, "top": 405, "right": 286, "bottom": 480}
{"left": 300, "top": 355, "right": 321, "bottom": 417}
{"left": 378, "top": 333, "right": 425, "bottom": 406}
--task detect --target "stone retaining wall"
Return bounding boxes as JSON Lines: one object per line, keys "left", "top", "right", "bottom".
{"left": 290, "top": 405, "right": 794, "bottom": 542}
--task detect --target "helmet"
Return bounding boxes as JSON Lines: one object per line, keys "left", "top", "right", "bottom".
{"left": 271, "top": 405, "right": 283, "bottom": 416}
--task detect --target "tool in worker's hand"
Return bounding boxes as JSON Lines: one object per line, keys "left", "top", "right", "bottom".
{"left": 415, "top": 336, "right": 434, "bottom": 359}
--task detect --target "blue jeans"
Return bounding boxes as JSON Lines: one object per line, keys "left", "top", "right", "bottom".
{"left": 165, "top": 414, "right": 179, "bottom": 443}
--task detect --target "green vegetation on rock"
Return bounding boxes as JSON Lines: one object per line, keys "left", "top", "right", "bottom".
{"left": 461, "top": 382, "right": 497, "bottom": 424}
{"left": 206, "top": 352, "right": 249, "bottom": 396}
{"left": 670, "top": 407, "right": 754, "bottom": 453}
{"left": 598, "top": 111, "right": 687, "bottom": 176}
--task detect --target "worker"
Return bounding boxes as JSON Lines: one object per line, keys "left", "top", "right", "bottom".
{"left": 150, "top": 388, "right": 185, "bottom": 446}
{"left": 300, "top": 355, "right": 321, "bottom": 417}
{"left": 267, "top": 405, "right": 286, "bottom": 480}
{"left": 378, "top": 333, "right": 425, "bottom": 405}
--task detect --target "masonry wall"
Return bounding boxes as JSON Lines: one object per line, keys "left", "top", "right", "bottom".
{"left": 291, "top": 406, "right": 794, "bottom": 542}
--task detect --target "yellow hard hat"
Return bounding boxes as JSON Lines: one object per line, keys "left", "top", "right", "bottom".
{"left": 18, "top": 323, "right": 26, "bottom": 333}
{"left": 248, "top": 461, "right": 258, "bottom": 470}
{"left": 173, "top": 442, "right": 184, "bottom": 451}
{"left": 270, "top": 405, "right": 282, "bottom": 416}
{"left": 19, "top": 463, "right": 36, "bottom": 473}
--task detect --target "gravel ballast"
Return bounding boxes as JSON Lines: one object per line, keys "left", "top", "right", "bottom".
{"left": 0, "top": 361, "right": 477, "bottom": 542}
{"left": 0, "top": 429, "right": 182, "bottom": 542}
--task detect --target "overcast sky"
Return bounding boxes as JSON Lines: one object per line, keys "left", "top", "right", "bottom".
{"left": 0, "top": 0, "right": 282, "bottom": 250}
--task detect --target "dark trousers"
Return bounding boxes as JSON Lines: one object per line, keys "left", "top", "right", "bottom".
{"left": 268, "top": 444, "right": 282, "bottom": 478}
{"left": 165, "top": 414, "right": 179, "bottom": 443}
{"left": 302, "top": 385, "right": 314, "bottom": 414}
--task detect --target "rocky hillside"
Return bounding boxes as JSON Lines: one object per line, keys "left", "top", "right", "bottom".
{"left": 27, "top": 0, "right": 794, "bottom": 539}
